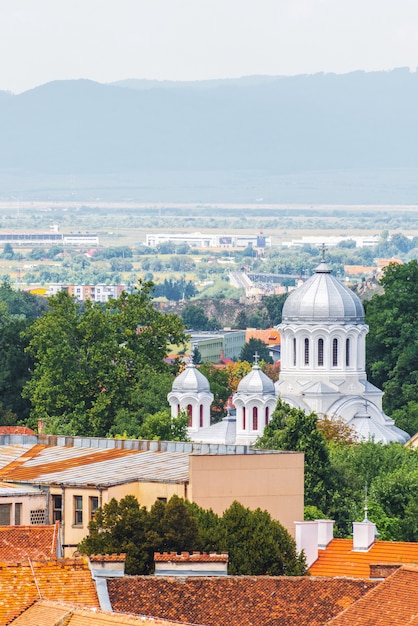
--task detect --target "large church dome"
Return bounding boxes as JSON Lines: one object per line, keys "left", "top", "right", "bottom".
{"left": 282, "top": 262, "right": 364, "bottom": 324}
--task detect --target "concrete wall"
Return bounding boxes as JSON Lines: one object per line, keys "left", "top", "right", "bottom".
{"left": 189, "top": 452, "right": 304, "bottom": 537}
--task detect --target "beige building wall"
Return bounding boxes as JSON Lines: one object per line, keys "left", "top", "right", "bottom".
{"left": 188, "top": 452, "right": 304, "bottom": 537}
{"left": 0, "top": 494, "right": 47, "bottom": 526}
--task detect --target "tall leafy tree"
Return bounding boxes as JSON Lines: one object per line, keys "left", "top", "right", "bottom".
{"left": 365, "top": 260, "right": 418, "bottom": 434}
{"left": 23, "top": 282, "right": 187, "bottom": 436}
{"left": 239, "top": 338, "right": 273, "bottom": 364}
{"left": 256, "top": 398, "right": 333, "bottom": 512}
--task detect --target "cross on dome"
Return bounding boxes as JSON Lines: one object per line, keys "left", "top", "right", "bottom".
{"left": 320, "top": 242, "right": 328, "bottom": 261}
{"left": 253, "top": 352, "right": 260, "bottom": 365}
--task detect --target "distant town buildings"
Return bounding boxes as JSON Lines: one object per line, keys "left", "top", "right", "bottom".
{"left": 187, "top": 330, "right": 246, "bottom": 363}
{"left": 0, "top": 232, "right": 99, "bottom": 246}
{"left": 146, "top": 232, "right": 271, "bottom": 249}
{"left": 46, "top": 284, "right": 124, "bottom": 302}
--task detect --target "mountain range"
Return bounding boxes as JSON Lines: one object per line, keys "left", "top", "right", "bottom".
{"left": 1, "top": 69, "right": 417, "bottom": 203}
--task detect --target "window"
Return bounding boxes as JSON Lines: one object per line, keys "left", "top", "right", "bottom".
{"left": 0, "top": 504, "right": 11, "bottom": 525}
{"left": 242, "top": 406, "right": 246, "bottom": 430}
{"left": 199, "top": 404, "right": 203, "bottom": 428}
{"left": 15, "top": 503, "right": 22, "bottom": 525}
{"left": 333, "top": 338, "right": 338, "bottom": 366}
{"left": 304, "top": 338, "right": 309, "bottom": 365}
{"left": 177, "top": 403, "right": 180, "bottom": 416}
{"left": 52, "top": 495, "right": 62, "bottom": 522}
{"left": 187, "top": 404, "right": 193, "bottom": 427}
{"left": 157, "top": 497, "right": 167, "bottom": 503}
{"left": 293, "top": 338, "right": 296, "bottom": 366}
{"left": 346, "top": 338, "right": 350, "bottom": 366}
{"left": 318, "top": 338, "right": 324, "bottom": 366}
{"left": 74, "top": 495, "right": 83, "bottom": 526}
{"left": 265, "top": 406, "right": 269, "bottom": 426}
{"left": 89, "top": 496, "right": 99, "bottom": 521}
{"left": 252, "top": 407, "right": 258, "bottom": 430}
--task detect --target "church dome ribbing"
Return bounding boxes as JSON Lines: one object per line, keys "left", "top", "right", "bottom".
{"left": 282, "top": 262, "right": 364, "bottom": 324}
{"left": 171, "top": 363, "right": 210, "bottom": 393}
{"left": 237, "top": 363, "right": 275, "bottom": 395}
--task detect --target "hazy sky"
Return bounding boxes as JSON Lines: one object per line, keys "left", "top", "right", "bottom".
{"left": 1, "top": 0, "right": 418, "bottom": 93}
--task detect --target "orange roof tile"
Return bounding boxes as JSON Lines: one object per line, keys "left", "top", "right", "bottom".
{"left": 9, "top": 600, "right": 187, "bottom": 625}
{"left": 107, "top": 576, "right": 378, "bottom": 626}
{"left": 0, "top": 523, "right": 59, "bottom": 561}
{"left": 245, "top": 328, "right": 281, "bottom": 345}
{"left": 309, "top": 538, "right": 418, "bottom": 578}
{"left": 0, "top": 557, "right": 98, "bottom": 624}
{"left": 328, "top": 564, "right": 418, "bottom": 625}
{"left": 0, "top": 427, "right": 36, "bottom": 436}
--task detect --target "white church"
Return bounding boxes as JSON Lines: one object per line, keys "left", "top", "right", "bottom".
{"left": 168, "top": 259, "right": 409, "bottom": 446}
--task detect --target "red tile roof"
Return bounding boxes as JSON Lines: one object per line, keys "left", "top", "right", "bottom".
{"left": 0, "top": 558, "right": 98, "bottom": 624}
{"left": 89, "top": 554, "right": 126, "bottom": 563}
{"left": 9, "top": 600, "right": 187, "bottom": 625}
{"left": 154, "top": 552, "right": 228, "bottom": 563}
{"left": 0, "top": 523, "right": 59, "bottom": 561}
{"left": 309, "top": 538, "right": 418, "bottom": 578}
{"left": 107, "top": 576, "right": 378, "bottom": 626}
{"left": 328, "top": 564, "right": 418, "bottom": 625}
{"left": 0, "top": 427, "right": 36, "bottom": 436}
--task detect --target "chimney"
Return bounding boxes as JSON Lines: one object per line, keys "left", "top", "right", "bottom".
{"left": 352, "top": 521, "right": 376, "bottom": 551}
{"left": 318, "top": 520, "right": 334, "bottom": 549}
{"left": 295, "top": 521, "right": 319, "bottom": 568}
{"left": 37, "top": 420, "right": 45, "bottom": 435}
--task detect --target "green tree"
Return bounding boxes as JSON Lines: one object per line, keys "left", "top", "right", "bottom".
{"left": 221, "top": 501, "right": 306, "bottom": 576}
{"left": 137, "top": 410, "right": 190, "bottom": 441}
{"left": 239, "top": 338, "right": 273, "bottom": 364}
{"left": 263, "top": 293, "right": 288, "bottom": 326}
{"left": 2, "top": 243, "right": 14, "bottom": 260}
{"left": 78, "top": 495, "right": 153, "bottom": 574}
{"left": 23, "top": 282, "right": 187, "bottom": 436}
{"left": 365, "top": 260, "right": 418, "bottom": 433}
{"left": 198, "top": 363, "right": 231, "bottom": 421}
{"left": 256, "top": 398, "right": 333, "bottom": 512}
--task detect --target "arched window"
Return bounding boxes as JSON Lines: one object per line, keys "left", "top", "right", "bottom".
{"left": 346, "top": 338, "right": 350, "bottom": 367}
{"left": 187, "top": 404, "right": 193, "bottom": 427}
{"left": 199, "top": 404, "right": 203, "bottom": 428}
{"left": 304, "top": 338, "right": 309, "bottom": 365}
{"left": 293, "top": 338, "right": 297, "bottom": 366}
{"left": 318, "top": 338, "right": 324, "bottom": 366}
{"left": 333, "top": 338, "right": 338, "bottom": 367}
{"left": 252, "top": 406, "right": 258, "bottom": 430}
{"left": 177, "top": 404, "right": 181, "bottom": 417}
{"left": 265, "top": 406, "right": 269, "bottom": 426}
{"left": 242, "top": 406, "right": 246, "bottom": 430}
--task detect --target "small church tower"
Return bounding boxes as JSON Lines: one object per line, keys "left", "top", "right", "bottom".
{"left": 233, "top": 353, "right": 277, "bottom": 445}
{"left": 167, "top": 353, "right": 213, "bottom": 433}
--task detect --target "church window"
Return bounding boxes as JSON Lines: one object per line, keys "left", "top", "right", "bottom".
{"left": 318, "top": 338, "right": 324, "bottom": 366}
{"left": 187, "top": 404, "right": 193, "bottom": 427}
{"left": 333, "top": 338, "right": 338, "bottom": 366}
{"left": 265, "top": 406, "right": 269, "bottom": 425}
{"left": 242, "top": 407, "right": 246, "bottom": 430}
{"left": 252, "top": 406, "right": 258, "bottom": 430}
{"left": 177, "top": 404, "right": 180, "bottom": 416}
{"left": 293, "top": 338, "right": 296, "bottom": 366}
{"left": 199, "top": 404, "right": 203, "bottom": 428}
{"left": 304, "top": 338, "right": 309, "bottom": 365}
{"left": 346, "top": 338, "right": 350, "bottom": 366}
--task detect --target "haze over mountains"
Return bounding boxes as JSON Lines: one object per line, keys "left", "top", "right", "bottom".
{"left": 1, "top": 69, "right": 417, "bottom": 203}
